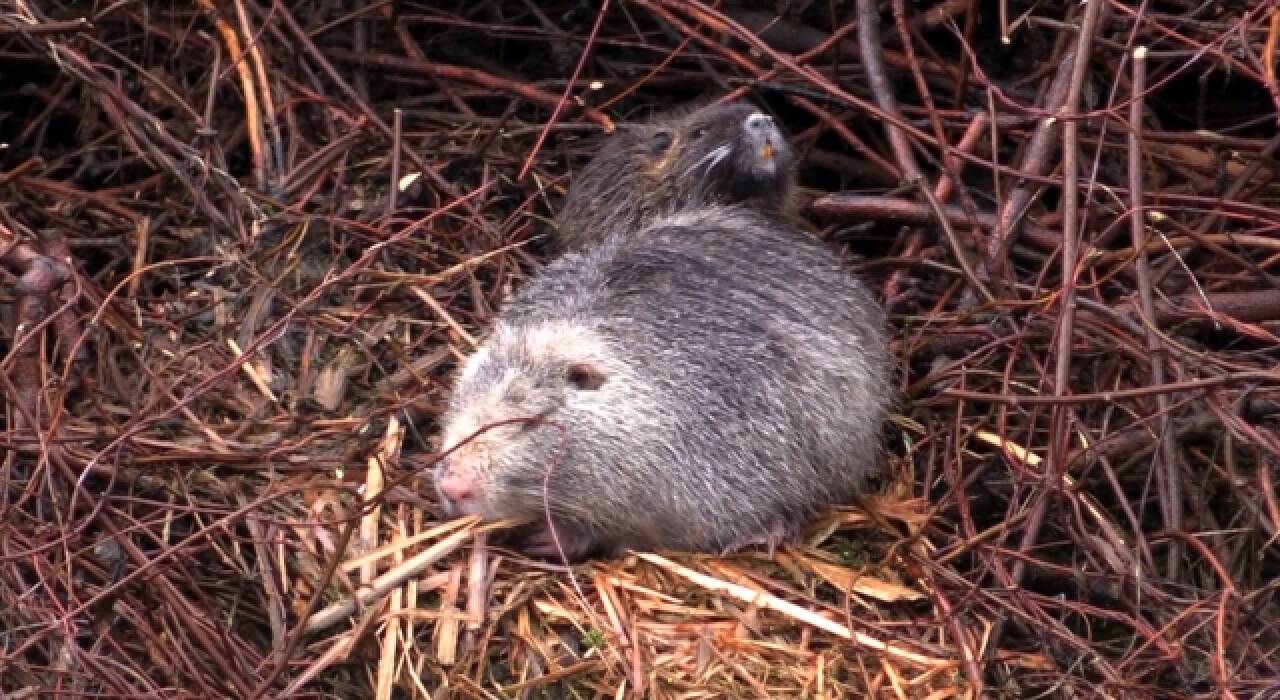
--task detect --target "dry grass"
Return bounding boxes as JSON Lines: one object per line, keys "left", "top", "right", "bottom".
{"left": 2, "top": 1, "right": 1278, "bottom": 698}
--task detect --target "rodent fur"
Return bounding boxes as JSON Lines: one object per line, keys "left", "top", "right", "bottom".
{"left": 436, "top": 206, "right": 890, "bottom": 560}
{"left": 553, "top": 100, "right": 797, "bottom": 252}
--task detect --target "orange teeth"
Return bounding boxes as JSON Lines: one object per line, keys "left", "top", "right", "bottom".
{"left": 759, "top": 142, "right": 775, "bottom": 160}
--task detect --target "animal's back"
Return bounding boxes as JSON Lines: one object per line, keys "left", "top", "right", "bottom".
{"left": 501, "top": 206, "right": 890, "bottom": 552}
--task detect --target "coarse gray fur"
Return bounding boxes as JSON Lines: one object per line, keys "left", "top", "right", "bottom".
{"left": 552, "top": 100, "right": 797, "bottom": 253}
{"left": 436, "top": 206, "right": 890, "bottom": 560}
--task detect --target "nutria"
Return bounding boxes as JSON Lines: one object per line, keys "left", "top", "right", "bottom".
{"left": 552, "top": 101, "right": 797, "bottom": 252}
{"left": 435, "top": 206, "right": 890, "bottom": 561}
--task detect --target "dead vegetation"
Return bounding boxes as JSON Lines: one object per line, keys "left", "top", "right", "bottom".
{"left": 1, "top": 0, "right": 1278, "bottom": 697}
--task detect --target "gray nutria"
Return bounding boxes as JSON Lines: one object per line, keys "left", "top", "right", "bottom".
{"left": 435, "top": 206, "right": 890, "bottom": 561}
{"left": 552, "top": 101, "right": 797, "bottom": 252}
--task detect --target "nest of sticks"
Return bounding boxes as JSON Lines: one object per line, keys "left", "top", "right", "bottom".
{"left": 2, "top": 0, "right": 1278, "bottom": 697}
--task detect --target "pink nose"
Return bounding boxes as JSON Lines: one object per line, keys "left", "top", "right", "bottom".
{"left": 438, "top": 471, "right": 476, "bottom": 503}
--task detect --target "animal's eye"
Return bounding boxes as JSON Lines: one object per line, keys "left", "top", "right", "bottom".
{"left": 650, "top": 130, "right": 673, "bottom": 156}
{"left": 566, "top": 362, "right": 607, "bottom": 391}
{"left": 691, "top": 127, "right": 708, "bottom": 139}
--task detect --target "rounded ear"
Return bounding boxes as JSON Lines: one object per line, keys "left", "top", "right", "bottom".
{"left": 566, "top": 361, "right": 608, "bottom": 391}
{"left": 648, "top": 130, "right": 674, "bottom": 157}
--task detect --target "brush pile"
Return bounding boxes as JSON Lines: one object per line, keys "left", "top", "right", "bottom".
{"left": 2, "top": 1, "right": 1278, "bottom": 697}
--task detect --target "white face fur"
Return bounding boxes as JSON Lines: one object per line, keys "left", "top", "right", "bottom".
{"left": 434, "top": 321, "right": 615, "bottom": 518}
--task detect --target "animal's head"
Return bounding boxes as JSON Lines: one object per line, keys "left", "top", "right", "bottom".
{"left": 434, "top": 320, "right": 618, "bottom": 523}
{"left": 651, "top": 101, "right": 796, "bottom": 206}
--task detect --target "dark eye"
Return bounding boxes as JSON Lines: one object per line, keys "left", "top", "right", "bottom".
{"left": 691, "top": 127, "right": 708, "bottom": 139}
{"left": 566, "top": 362, "right": 607, "bottom": 391}
{"left": 650, "top": 130, "right": 673, "bottom": 156}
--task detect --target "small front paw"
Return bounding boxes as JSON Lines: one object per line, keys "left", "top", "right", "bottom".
{"left": 719, "top": 520, "right": 799, "bottom": 557}
{"left": 522, "top": 524, "right": 595, "bottom": 563}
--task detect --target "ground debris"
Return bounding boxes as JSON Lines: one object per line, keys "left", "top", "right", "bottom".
{"left": 1, "top": 1, "right": 1278, "bottom": 698}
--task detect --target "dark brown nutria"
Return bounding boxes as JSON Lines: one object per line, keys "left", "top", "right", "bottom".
{"left": 435, "top": 206, "right": 890, "bottom": 561}
{"left": 552, "top": 101, "right": 797, "bottom": 252}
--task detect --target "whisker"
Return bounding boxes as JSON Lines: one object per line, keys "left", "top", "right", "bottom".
{"left": 689, "top": 143, "right": 731, "bottom": 177}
